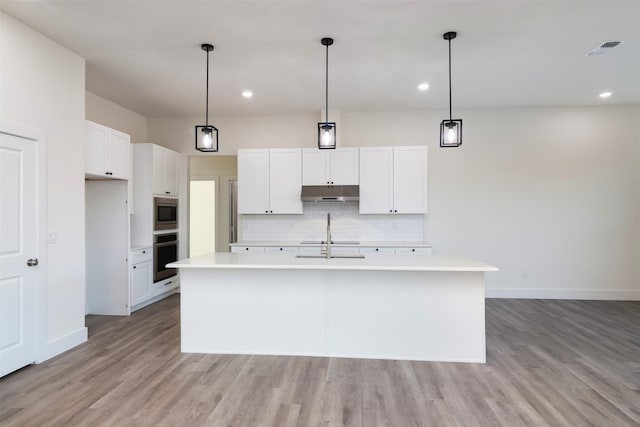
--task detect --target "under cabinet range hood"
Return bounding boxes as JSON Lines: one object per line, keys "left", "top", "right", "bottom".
{"left": 301, "top": 185, "right": 359, "bottom": 202}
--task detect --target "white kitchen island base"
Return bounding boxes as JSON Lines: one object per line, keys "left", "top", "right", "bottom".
{"left": 173, "top": 253, "right": 498, "bottom": 363}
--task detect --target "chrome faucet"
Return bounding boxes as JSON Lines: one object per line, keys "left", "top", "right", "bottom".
{"left": 323, "top": 213, "right": 332, "bottom": 259}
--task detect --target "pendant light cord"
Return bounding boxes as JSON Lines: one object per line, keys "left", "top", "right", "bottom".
{"left": 205, "top": 48, "right": 210, "bottom": 127}
{"left": 325, "top": 43, "right": 329, "bottom": 124}
{"left": 448, "top": 37, "right": 452, "bottom": 122}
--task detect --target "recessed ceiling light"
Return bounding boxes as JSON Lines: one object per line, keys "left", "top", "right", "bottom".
{"left": 417, "top": 83, "right": 430, "bottom": 91}
{"left": 599, "top": 91, "right": 612, "bottom": 98}
{"left": 242, "top": 90, "right": 253, "bottom": 98}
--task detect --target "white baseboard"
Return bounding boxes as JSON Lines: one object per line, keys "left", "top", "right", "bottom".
{"left": 44, "top": 327, "right": 88, "bottom": 361}
{"left": 486, "top": 288, "right": 640, "bottom": 301}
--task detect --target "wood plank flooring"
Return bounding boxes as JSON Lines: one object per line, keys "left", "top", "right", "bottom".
{"left": 1, "top": 295, "right": 639, "bottom": 426}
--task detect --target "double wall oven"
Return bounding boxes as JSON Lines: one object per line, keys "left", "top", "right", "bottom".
{"left": 153, "top": 197, "right": 178, "bottom": 282}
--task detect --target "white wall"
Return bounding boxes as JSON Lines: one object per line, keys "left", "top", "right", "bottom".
{"left": 147, "top": 113, "right": 318, "bottom": 155}
{"left": 86, "top": 91, "right": 148, "bottom": 143}
{"left": 349, "top": 107, "right": 640, "bottom": 299}
{"left": 0, "top": 12, "right": 88, "bottom": 357}
{"left": 149, "top": 105, "right": 640, "bottom": 299}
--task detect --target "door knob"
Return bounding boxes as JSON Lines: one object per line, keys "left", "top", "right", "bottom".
{"left": 27, "top": 258, "right": 39, "bottom": 267}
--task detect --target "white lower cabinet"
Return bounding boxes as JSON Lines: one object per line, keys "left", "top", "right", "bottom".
{"left": 359, "top": 247, "right": 396, "bottom": 254}
{"left": 130, "top": 260, "right": 153, "bottom": 307}
{"left": 395, "top": 247, "right": 432, "bottom": 254}
{"left": 231, "top": 246, "right": 266, "bottom": 253}
{"left": 130, "top": 247, "right": 153, "bottom": 307}
{"left": 153, "top": 276, "right": 180, "bottom": 295}
{"left": 264, "top": 247, "right": 299, "bottom": 254}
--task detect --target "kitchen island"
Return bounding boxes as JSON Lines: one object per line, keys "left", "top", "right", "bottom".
{"left": 168, "top": 253, "right": 498, "bottom": 363}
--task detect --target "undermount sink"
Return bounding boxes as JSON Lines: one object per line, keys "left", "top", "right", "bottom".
{"left": 296, "top": 254, "right": 365, "bottom": 259}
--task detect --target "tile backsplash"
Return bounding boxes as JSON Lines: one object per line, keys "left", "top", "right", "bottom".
{"left": 241, "top": 202, "right": 424, "bottom": 242}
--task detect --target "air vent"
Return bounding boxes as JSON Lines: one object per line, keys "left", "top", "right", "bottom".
{"left": 586, "top": 40, "right": 625, "bottom": 56}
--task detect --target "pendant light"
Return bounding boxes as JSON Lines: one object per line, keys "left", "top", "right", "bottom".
{"left": 318, "top": 37, "right": 336, "bottom": 149}
{"left": 195, "top": 43, "right": 219, "bottom": 152}
{"left": 440, "top": 31, "right": 462, "bottom": 148}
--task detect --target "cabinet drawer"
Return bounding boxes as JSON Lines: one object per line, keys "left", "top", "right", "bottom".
{"left": 153, "top": 276, "right": 179, "bottom": 296}
{"left": 298, "top": 246, "right": 321, "bottom": 256}
{"left": 231, "top": 246, "right": 266, "bottom": 253}
{"left": 130, "top": 247, "right": 152, "bottom": 264}
{"left": 330, "top": 246, "right": 360, "bottom": 255}
{"left": 359, "top": 247, "right": 396, "bottom": 254}
{"left": 264, "top": 247, "right": 298, "bottom": 254}
{"left": 395, "top": 247, "right": 432, "bottom": 255}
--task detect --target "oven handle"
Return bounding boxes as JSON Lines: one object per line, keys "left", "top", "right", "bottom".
{"left": 154, "top": 240, "right": 178, "bottom": 248}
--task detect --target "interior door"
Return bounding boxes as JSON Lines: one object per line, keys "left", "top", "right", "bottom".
{"left": 0, "top": 132, "right": 38, "bottom": 377}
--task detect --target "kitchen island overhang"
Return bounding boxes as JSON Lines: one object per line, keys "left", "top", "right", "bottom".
{"left": 168, "top": 253, "right": 498, "bottom": 363}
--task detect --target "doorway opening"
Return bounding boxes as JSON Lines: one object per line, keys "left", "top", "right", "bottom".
{"left": 189, "top": 179, "right": 216, "bottom": 257}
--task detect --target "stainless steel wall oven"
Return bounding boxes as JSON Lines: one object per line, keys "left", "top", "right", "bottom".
{"left": 154, "top": 232, "right": 178, "bottom": 282}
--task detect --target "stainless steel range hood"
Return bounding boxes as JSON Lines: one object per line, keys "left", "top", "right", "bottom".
{"left": 301, "top": 185, "right": 359, "bottom": 202}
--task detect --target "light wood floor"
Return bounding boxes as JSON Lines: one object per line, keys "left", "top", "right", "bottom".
{"left": 1, "top": 295, "right": 638, "bottom": 426}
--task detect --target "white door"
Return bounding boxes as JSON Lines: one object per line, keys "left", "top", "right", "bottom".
{"left": 0, "top": 132, "right": 38, "bottom": 377}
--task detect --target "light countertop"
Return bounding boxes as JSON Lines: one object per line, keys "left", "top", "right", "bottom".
{"left": 230, "top": 241, "right": 432, "bottom": 248}
{"left": 168, "top": 252, "right": 497, "bottom": 272}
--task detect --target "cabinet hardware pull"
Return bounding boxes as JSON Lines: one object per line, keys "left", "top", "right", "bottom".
{"left": 133, "top": 266, "right": 137, "bottom": 269}
{"left": 376, "top": 248, "right": 379, "bottom": 251}
{"left": 165, "top": 191, "right": 170, "bottom": 194}
{"left": 412, "top": 248, "right": 415, "bottom": 252}
{"left": 394, "top": 210, "right": 397, "bottom": 213}
{"left": 165, "top": 281, "right": 173, "bottom": 285}
{"left": 142, "top": 250, "right": 146, "bottom": 254}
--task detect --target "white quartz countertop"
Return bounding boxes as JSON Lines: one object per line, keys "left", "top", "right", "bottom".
{"left": 229, "top": 241, "right": 432, "bottom": 248}
{"left": 168, "top": 252, "right": 498, "bottom": 272}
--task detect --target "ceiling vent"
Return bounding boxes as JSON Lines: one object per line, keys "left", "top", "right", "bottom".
{"left": 585, "top": 40, "right": 625, "bottom": 56}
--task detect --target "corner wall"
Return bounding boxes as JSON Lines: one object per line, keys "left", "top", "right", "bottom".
{"left": 1, "top": 12, "right": 88, "bottom": 357}
{"left": 86, "top": 91, "right": 148, "bottom": 143}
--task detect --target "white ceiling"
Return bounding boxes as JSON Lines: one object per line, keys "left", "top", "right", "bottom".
{"left": 2, "top": 1, "right": 639, "bottom": 118}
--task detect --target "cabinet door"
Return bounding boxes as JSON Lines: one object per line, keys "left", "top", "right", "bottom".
{"left": 106, "top": 130, "right": 130, "bottom": 180}
{"left": 238, "top": 149, "right": 270, "bottom": 214}
{"left": 359, "top": 247, "right": 396, "bottom": 254}
{"left": 302, "top": 149, "right": 330, "bottom": 185}
{"left": 359, "top": 147, "right": 393, "bottom": 214}
{"left": 130, "top": 260, "right": 153, "bottom": 306}
{"left": 330, "top": 148, "right": 359, "bottom": 185}
{"left": 269, "top": 149, "right": 302, "bottom": 214}
{"left": 152, "top": 146, "right": 166, "bottom": 196}
{"left": 393, "top": 146, "right": 427, "bottom": 214}
{"left": 264, "top": 247, "right": 298, "bottom": 254}
{"left": 85, "top": 121, "right": 107, "bottom": 176}
{"left": 164, "top": 151, "right": 179, "bottom": 196}
{"left": 395, "top": 247, "right": 432, "bottom": 255}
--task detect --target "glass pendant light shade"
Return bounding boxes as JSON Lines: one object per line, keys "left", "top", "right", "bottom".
{"left": 195, "top": 125, "right": 218, "bottom": 152}
{"left": 318, "top": 37, "right": 336, "bottom": 149}
{"left": 196, "top": 43, "right": 219, "bottom": 152}
{"left": 318, "top": 122, "right": 336, "bottom": 149}
{"left": 440, "top": 31, "right": 462, "bottom": 148}
{"left": 440, "top": 119, "right": 462, "bottom": 147}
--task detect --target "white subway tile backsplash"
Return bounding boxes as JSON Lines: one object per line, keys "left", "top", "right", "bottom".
{"left": 241, "top": 202, "right": 424, "bottom": 242}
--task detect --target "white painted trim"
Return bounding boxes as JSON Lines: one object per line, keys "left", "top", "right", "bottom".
{"left": 45, "top": 327, "right": 88, "bottom": 360}
{"left": 486, "top": 288, "right": 640, "bottom": 301}
{"left": 0, "top": 122, "right": 49, "bottom": 364}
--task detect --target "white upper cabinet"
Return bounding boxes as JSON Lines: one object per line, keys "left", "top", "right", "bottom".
{"left": 238, "top": 148, "right": 302, "bottom": 214}
{"left": 359, "top": 146, "right": 427, "bottom": 214}
{"left": 152, "top": 145, "right": 180, "bottom": 197}
{"left": 85, "top": 120, "right": 130, "bottom": 180}
{"left": 302, "top": 148, "right": 359, "bottom": 185}
{"left": 238, "top": 149, "right": 270, "bottom": 214}
{"left": 393, "top": 146, "right": 428, "bottom": 213}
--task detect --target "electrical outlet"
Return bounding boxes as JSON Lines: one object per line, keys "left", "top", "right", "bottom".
{"left": 47, "top": 231, "right": 58, "bottom": 244}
